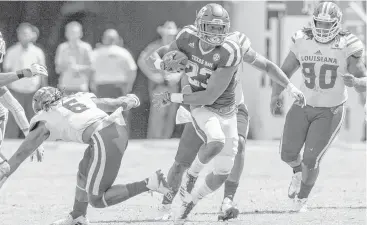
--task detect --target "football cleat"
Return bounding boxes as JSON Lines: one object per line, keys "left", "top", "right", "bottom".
{"left": 218, "top": 197, "right": 239, "bottom": 221}
{"left": 179, "top": 170, "right": 197, "bottom": 201}
{"left": 154, "top": 204, "right": 173, "bottom": 221}
{"left": 288, "top": 172, "right": 302, "bottom": 199}
{"left": 50, "top": 214, "right": 89, "bottom": 225}
{"left": 174, "top": 200, "right": 196, "bottom": 225}
{"left": 146, "top": 170, "right": 171, "bottom": 195}
{"left": 293, "top": 196, "right": 308, "bottom": 212}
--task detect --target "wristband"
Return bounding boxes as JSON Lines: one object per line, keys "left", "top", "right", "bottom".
{"left": 16, "top": 70, "right": 25, "bottom": 79}
{"left": 170, "top": 93, "right": 183, "bottom": 103}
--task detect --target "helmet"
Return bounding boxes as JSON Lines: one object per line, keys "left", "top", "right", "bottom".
{"left": 311, "top": 1, "right": 343, "bottom": 43}
{"left": 32, "top": 87, "right": 63, "bottom": 113}
{"left": 0, "top": 32, "right": 6, "bottom": 63}
{"left": 195, "top": 3, "right": 230, "bottom": 46}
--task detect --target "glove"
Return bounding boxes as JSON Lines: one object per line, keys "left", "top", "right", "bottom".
{"left": 152, "top": 91, "right": 171, "bottom": 108}
{"left": 286, "top": 83, "right": 306, "bottom": 107}
{"left": 270, "top": 95, "right": 282, "bottom": 115}
{"left": 30, "top": 145, "right": 44, "bottom": 162}
{"left": 340, "top": 73, "right": 356, "bottom": 87}
{"left": 161, "top": 51, "right": 188, "bottom": 73}
{"left": 119, "top": 94, "right": 140, "bottom": 111}
{"left": 18, "top": 63, "right": 48, "bottom": 78}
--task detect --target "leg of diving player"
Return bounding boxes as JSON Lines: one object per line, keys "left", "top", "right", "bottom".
{"left": 294, "top": 104, "right": 345, "bottom": 212}
{"left": 219, "top": 103, "right": 249, "bottom": 221}
{"left": 52, "top": 114, "right": 171, "bottom": 225}
{"left": 280, "top": 103, "right": 310, "bottom": 199}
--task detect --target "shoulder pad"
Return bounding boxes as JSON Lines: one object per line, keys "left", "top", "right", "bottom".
{"left": 344, "top": 33, "right": 365, "bottom": 58}
{"left": 219, "top": 39, "right": 242, "bottom": 67}
{"left": 176, "top": 25, "right": 198, "bottom": 41}
{"left": 227, "top": 32, "right": 251, "bottom": 53}
{"left": 73, "top": 92, "right": 97, "bottom": 99}
{"left": 291, "top": 29, "right": 312, "bottom": 43}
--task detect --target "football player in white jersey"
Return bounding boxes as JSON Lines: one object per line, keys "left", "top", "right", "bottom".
{"left": 0, "top": 87, "right": 171, "bottom": 225}
{"left": 271, "top": 1, "right": 366, "bottom": 212}
{"left": 0, "top": 31, "right": 47, "bottom": 162}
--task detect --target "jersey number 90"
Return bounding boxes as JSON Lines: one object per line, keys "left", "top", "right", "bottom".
{"left": 63, "top": 98, "right": 89, "bottom": 113}
{"left": 302, "top": 63, "right": 339, "bottom": 90}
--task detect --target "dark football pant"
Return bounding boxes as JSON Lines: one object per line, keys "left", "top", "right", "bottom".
{"left": 78, "top": 122, "right": 129, "bottom": 197}
{"left": 175, "top": 103, "right": 249, "bottom": 166}
{"left": 280, "top": 103, "right": 345, "bottom": 169}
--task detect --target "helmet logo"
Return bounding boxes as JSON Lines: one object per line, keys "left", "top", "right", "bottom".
{"left": 197, "top": 6, "right": 207, "bottom": 18}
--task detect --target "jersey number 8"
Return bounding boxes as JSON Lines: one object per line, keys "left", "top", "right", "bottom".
{"left": 63, "top": 98, "right": 89, "bottom": 113}
{"left": 302, "top": 63, "right": 339, "bottom": 90}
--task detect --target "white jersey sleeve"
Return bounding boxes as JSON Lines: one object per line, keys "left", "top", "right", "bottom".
{"left": 344, "top": 33, "right": 365, "bottom": 58}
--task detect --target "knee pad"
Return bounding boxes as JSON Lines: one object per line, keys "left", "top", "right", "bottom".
{"left": 89, "top": 194, "right": 107, "bottom": 208}
{"left": 205, "top": 117, "right": 225, "bottom": 144}
{"left": 213, "top": 155, "right": 235, "bottom": 176}
{"left": 237, "top": 135, "right": 246, "bottom": 155}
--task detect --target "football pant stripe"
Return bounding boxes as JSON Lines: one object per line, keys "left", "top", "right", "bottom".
{"left": 222, "top": 43, "right": 235, "bottom": 67}
{"left": 191, "top": 115, "right": 207, "bottom": 143}
{"left": 86, "top": 134, "right": 100, "bottom": 195}
{"left": 92, "top": 132, "right": 107, "bottom": 195}
{"left": 314, "top": 105, "right": 345, "bottom": 169}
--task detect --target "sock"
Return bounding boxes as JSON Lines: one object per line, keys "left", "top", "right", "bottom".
{"left": 224, "top": 180, "right": 239, "bottom": 201}
{"left": 162, "top": 190, "right": 177, "bottom": 205}
{"left": 298, "top": 181, "right": 314, "bottom": 199}
{"left": 188, "top": 156, "right": 205, "bottom": 177}
{"left": 126, "top": 180, "right": 149, "bottom": 198}
{"left": 293, "top": 164, "right": 302, "bottom": 173}
{"left": 71, "top": 199, "right": 88, "bottom": 219}
{"left": 192, "top": 181, "right": 213, "bottom": 204}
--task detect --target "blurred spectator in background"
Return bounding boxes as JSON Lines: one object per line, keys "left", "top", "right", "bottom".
{"left": 3, "top": 22, "right": 46, "bottom": 139}
{"left": 55, "top": 21, "right": 93, "bottom": 94}
{"left": 91, "top": 29, "right": 137, "bottom": 97}
{"left": 138, "top": 21, "right": 181, "bottom": 139}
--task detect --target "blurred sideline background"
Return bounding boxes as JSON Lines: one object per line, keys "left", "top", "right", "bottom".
{"left": 0, "top": 0, "right": 365, "bottom": 142}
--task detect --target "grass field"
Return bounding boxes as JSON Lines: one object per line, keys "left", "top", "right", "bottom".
{"left": 0, "top": 139, "right": 365, "bottom": 225}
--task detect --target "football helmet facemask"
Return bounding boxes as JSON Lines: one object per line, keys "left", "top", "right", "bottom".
{"left": 195, "top": 3, "right": 230, "bottom": 46}
{"left": 311, "top": 1, "right": 343, "bottom": 43}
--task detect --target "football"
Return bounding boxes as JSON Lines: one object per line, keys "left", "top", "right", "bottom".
{"left": 161, "top": 50, "right": 188, "bottom": 72}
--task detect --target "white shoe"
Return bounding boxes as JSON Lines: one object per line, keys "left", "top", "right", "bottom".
{"left": 293, "top": 196, "right": 308, "bottom": 212}
{"left": 146, "top": 170, "right": 171, "bottom": 195}
{"left": 218, "top": 197, "right": 239, "bottom": 221}
{"left": 155, "top": 204, "right": 173, "bottom": 221}
{"left": 174, "top": 200, "right": 196, "bottom": 225}
{"left": 288, "top": 172, "right": 302, "bottom": 199}
{"left": 51, "top": 214, "right": 89, "bottom": 225}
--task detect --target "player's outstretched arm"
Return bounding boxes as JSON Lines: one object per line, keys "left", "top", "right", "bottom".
{"left": 344, "top": 51, "right": 366, "bottom": 93}
{"left": 0, "top": 87, "right": 30, "bottom": 135}
{"left": 6, "top": 121, "right": 49, "bottom": 176}
{"left": 171, "top": 66, "right": 238, "bottom": 105}
{"left": 243, "top": 47, "right": 300, "bottom": 93}
{"left": 92, "top": 94, "right": 140, "bottom": 112}
{"left": 0, "top": 63, "right": 48, "bottom": 87}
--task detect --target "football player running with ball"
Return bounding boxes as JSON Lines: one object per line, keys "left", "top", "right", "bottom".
{"left": 0, "top": 87, "right": 171, "bottom": 225}
{"left": 271, "top": 1, "right": 366, "bottom": 212}
{"left": 148, "top": 3, "right": 306, "bottom": 224}
{"left": 0, "top": 31, "right": 47, "bottom": 163}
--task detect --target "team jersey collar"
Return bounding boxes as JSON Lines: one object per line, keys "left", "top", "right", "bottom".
{"left": 199, "top": 40, "right": 215, "bottom": 55}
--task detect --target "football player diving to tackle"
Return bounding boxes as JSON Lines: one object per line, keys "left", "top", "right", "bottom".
{"left": 148, "top": 3, "right": 306, "bottom": 223}
{"left": 0, "top": 31, "right": 47, "bottom": 163}
{"left": 0, "top": 87, "right": 171, "bottom": 225}
{"left": 271, "top": 1, "right": 366, "bottom": 212}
